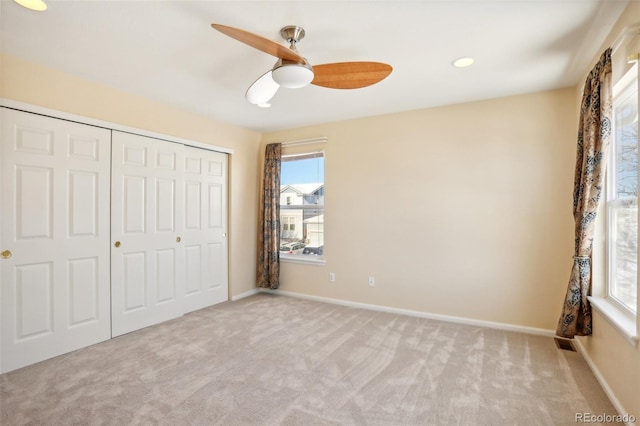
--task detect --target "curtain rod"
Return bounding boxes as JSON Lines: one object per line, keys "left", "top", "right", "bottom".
{"left": 280, "top": 137, "right": 328, "bottom": 147}
{"left": 611, "top": 24, "right": 640, "bottom": 55}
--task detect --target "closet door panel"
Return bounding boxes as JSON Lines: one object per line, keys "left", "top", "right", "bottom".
{"left": 183, "top": 147, "right": 228, "bottom": 313}
{"left": 0, "top": 108, "right": 111, "bottom": 373}
{"left": 111, "top": 131, "right": 184, "bottom": 337}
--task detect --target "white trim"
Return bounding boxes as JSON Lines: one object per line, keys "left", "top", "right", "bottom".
{"left": 613, "top": 62, "right": 638, "bottom": 98}
{"left": 230, "top": 288, "right": 261, "bottom": 301}
{"left": 588, "top": 297, "right": 638, "bottom": 347}
{"left": 604, "top": 62, "right": 638, "bottom": 331}
{"left": 280, "top": 255, "right": 326, "bottom": 266}
{"left": 282, "top": 151, "right": 324, "bottom": 160}
{"left": 573, "top": 337, "right": 637, "bottom": 425}
{"left": 280, "top": 137, "right": 327, "bottom": 147}
{"left": 0, "top": 99, "right": 234, "bottom": 154}
{"left": 612, "top": 24, "right": 640, "bottom": 55}
{"left": 258, "top": 289, "right": 554, "bottom": 337}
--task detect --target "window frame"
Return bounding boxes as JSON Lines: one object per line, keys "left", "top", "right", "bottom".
{"left": 605, "top": 61, "right": 639, "bottom": 317}
{"left": 279, "top": 150, "right": 326, "bottom": 265}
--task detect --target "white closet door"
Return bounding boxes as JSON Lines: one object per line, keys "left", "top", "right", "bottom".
{"left": 0, "top": 109, "right": 111, "bottom": 373}
{"left": 111, "top": 131, "right": 184, "bottom": 337}
{"left": 183, "top": 147, "right": 228, "bottom": 313}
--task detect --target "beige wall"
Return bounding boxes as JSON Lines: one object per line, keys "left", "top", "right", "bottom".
{"left": 578, "top": 311, "right": 639, "bottom": 420}
{"left": 575, "top": 2, "right": 640, "bottom": 420}
{"left": 263, "top": 87, "right": 577, "bottom": 331}
{"left": 0, "top": 53, "right": 262, "bottom": 298}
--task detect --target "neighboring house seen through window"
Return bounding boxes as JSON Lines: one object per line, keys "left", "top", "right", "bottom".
{"left": 280, "top": 151, "right": 324, "bottom": 258}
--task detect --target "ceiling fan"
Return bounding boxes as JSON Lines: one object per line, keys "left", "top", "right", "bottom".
{"left": 211, "top": 23, "right": 393, "bottom": 107}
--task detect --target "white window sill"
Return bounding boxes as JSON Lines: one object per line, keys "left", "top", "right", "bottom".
{"left": 280, "top": 254, "right": 326, "bottom": 266}
{"left": 588, "top": 296, "right": 638, "bottom": 347}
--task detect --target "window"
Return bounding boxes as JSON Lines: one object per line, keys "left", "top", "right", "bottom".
{"left": 607, "top": 62, "right": 638, "bottom": 314}
{"left": 280, "top": 151, "right": 324, "bottom": 259}
{"left": 282, "top": 216, "right": 296, "bottom": 231}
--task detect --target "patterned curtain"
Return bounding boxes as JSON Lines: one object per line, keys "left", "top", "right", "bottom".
{"left": 556, "top": 49, "right": 613, "bottom": 338}
{"left": 257, "top": 143, "right": 282, "bottom": 289}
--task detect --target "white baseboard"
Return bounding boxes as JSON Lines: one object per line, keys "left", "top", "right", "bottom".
{"left": 259, "top": 288, "right": 555, "bottom": 337}
{"left": 230, "top": 288, "right": 261, "bottom": 301}
{"left": 573, "top": 337, "right": 636, "bottom": 425}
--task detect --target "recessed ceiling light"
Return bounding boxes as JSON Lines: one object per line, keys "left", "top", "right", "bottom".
{"left": 14, "top": 0, "right": 47, "bottom": 11}
{"left": 452, "top": 57, "right": 474, "bottom": 68}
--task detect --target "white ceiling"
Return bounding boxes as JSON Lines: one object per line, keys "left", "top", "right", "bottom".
{"left": 0, "top": 0, "right": 629, "bottom": 132}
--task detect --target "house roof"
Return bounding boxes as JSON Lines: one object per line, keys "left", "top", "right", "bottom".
{"left": 304, "top": 214, "right": 324, "bottom": 224}
{"left": 281, "top": 183, "right": 323, "bottom": 195}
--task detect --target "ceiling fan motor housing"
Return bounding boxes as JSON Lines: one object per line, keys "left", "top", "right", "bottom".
{"left": 272, "top": 26, "right": 314, "bottom": 88}
{"left": 280, "top": 25, "right": 306, "bottom": 44}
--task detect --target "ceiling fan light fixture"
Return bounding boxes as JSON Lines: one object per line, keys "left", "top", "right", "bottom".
{"left": 246, "top": 70, "right": 279, "bottom": 105}
{"left": 14, "top": 0, "right": 47, "bottom": 11}
{"left": 272, "top": 63, "right": 314, "bottom": 89}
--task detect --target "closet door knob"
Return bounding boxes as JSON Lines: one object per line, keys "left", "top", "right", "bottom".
{"left": 1, "top": 250, "right": 12, "bottom": 259}
{"left": 176, "top": 237, "right": 181, "bottom": 243}
{"left": 114, "top": 241, "right": 121, "bottom": 248}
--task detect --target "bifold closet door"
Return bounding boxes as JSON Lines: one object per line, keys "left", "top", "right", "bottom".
{"left": 183, "top": 146, "right": 229, "bottom": 313}
{"left": 0, "top": 108, "right": 111, "bottom": 373}
{"left": 111, "top": 131, "right": 185, "bottom": 337}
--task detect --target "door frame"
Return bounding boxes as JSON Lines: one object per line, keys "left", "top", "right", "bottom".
{"left": 0, "top": 99, "right": 234, "bottom": 155}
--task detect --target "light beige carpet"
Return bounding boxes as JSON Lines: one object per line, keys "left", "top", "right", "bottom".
{"left": 0, "top": 293, "right": 618, "bottom": 425}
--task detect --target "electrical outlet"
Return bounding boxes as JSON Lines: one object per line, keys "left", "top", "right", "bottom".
{"left": 329, "top": 272, "right": 335, "bottom": 282}
{"left": 368, "top": 276, "right": 375, "bottom": 287}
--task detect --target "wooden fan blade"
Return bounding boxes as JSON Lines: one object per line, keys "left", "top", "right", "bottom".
{"left": 311, "top": 62, "right": 392, "bottom": 89}
{"left": 212, "top": 23, "right": 303, "bottom": 62}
